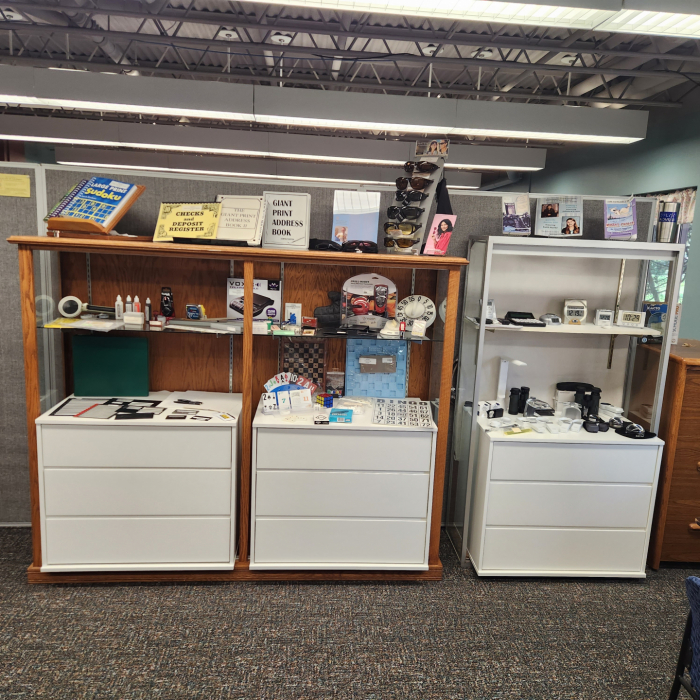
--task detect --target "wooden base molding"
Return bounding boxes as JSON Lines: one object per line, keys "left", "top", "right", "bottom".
{"left": 27, "top": 561, "right": 443, "bottom": 584}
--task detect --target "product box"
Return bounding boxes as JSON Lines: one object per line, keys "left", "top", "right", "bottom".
{"left": 643, "top": 302, "right": 668, "bottom": 334}
{"left": 227, "top": 278, "right": 281, "bottom": 322}
{"left": 326, "top": 370, "right": 345, "bottom": 397}
{"left": 341, "top": 273, "right": 397, "bottom": 330}
{"left": 329, "top": 408, "right": 353, "bottom": 423}
{"left": 672, "top": 303, "right": 682, "bottom": 344}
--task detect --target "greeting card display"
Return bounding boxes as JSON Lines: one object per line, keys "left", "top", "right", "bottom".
{"left": 341, "top": 273, "right": 397, "bottom": 330}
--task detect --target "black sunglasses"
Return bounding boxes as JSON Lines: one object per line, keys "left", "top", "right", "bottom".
{"left": 395, "top": 189, "right": 429, "bottom": 203}
{"left": 387, "top": 205, "right": 425, "bottom": 220}
{"left": 309, "top": 238, "right": 341, "bottom": 251}
{"left": 341, "top": 240, "right": 378, "bottom": 253}
{"left": 403, "top": 161, "right": 440, "bottom": 173}
{"left": 396, "top": 177, "right": 433, "bottom": 191}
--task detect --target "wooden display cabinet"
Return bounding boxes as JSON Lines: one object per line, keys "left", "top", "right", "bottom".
{"left": 9, "top": 235, "right": 467, "bottom": 584}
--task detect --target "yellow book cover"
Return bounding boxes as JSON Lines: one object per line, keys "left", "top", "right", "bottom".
{"left": 153, "top": 202, "right": 222, "bottom": 242}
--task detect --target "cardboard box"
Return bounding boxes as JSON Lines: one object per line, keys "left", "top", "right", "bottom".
{"left": 227, "top": 278, "right": 281, "bottom": 322}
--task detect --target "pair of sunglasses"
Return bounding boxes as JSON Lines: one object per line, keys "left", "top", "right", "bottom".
{"left": 342, "top": 240, "right": 378, "bottom": 253}
{"left": 396, "top": 176, "right": 433, "bottom": 191}
{"left": 309, "top": 238, "right": 341, "bottom": 251}
{"left": 403, "top": 161, "right": 440, "bottom": 173}
{"left": 387, "top": 205, "right": 424, "bottom": 220}
{"left": 395, "top": 189, "right": 429, "bottom": 203}
{"left": 383, "top": 222, "right": 423, "bottom": 235}
{"left": 384, "top": 236, "right": 420, "bottom": 249}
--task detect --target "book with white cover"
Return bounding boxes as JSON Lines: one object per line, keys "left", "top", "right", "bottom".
{"left": 215, "top": 195, "right": 266, "bottom": 245}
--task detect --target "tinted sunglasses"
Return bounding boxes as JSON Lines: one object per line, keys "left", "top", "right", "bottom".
{"left": 387, "top": 205, "right": 425, "bottom": 220}
{"left": 403, "top": 161, "right": 440, "bottom": 173}
{"left": 309, "top": 238, "right": 341, "bottom": 251}
{"left": 396, "top": 177, "right": 433, "bottom": 191}
{"left": 384, "top": 236, "right": 420, "bottom": 249}
{"left": 341, "top": 240, "right": 378, "bottom": 253}
{"left": 395, "top": 189, "right": 429, "bottom": 202}
{"left": 383, "top": 222, "right": 423, "bottom": 235}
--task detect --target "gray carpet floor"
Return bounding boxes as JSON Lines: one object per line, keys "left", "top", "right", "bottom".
{"left": 0, "top": 527, "right": 697, "bottom": 700}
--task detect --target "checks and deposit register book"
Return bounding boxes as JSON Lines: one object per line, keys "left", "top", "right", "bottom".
{"left": 152, "top": 202, "right": 223, "bottom": 242}
{"left": 46, "top": 177, "right": 145, "bottom": 233}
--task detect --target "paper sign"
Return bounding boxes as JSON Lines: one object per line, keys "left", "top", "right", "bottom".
{"left": 0, "top": 173, "right": 31, "bottom": 198}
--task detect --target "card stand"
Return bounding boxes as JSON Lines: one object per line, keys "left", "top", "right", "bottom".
{"left": 388, "top": 157, "right": 445, "bottom": 256}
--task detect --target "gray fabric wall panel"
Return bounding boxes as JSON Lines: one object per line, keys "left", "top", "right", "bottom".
{"left": 0, "top": 166, "right": 38, "bottom": 523}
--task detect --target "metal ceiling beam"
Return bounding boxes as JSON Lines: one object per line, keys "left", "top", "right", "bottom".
{"left": 1, "top": 21, "right": 696, "bottom": 80}
{"left": 0, "top": 54, "right": 682, "bottom": 107}
{"left": 9, "top": 0, "right": 700, "bottom": 65}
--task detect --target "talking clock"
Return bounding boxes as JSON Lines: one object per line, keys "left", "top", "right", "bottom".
{"left": 563, "top": 299, "right": 587, "bottom": 325}
{"left": 396, "top": 295, "right": 436, "bottom": 331}
{"left": 595, "top": 309, "right": 614, "bottom": 327}
{"left": 616, "top": 309, "right": 645, "bottom": 328}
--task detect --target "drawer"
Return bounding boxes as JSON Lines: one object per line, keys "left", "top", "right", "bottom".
{"left": 490, "top": 443, "right": 658, "bottom": 484}
{"left": 256, "top": 429, "right": 432, "bottom": 472}
{"left": 482, "top": 527, "right": 647, "bottom": 573}
{"left": 255, "top": 471, "right": 430, "bottom": 518}
{"left": 43, "top": 469, "right": 232, "bottom": 516}
{"left": 253, "top": 518, "right": 427, "bottom": 567}
{"left": 486, "top": 483, "right": 653, "bottom": 528}
{"left": 660, "top": 496, "right": 700, "bottom": 563}
{"left": 41, "top": 425, "right": 232, "bottom": 469}
{"left": 45, "top": 517, "right": 231, "bottom": 566}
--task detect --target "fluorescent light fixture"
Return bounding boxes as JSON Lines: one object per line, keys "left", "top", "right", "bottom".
{"left": 0, "top": 66, "right": 647, "bottom": 145}
{"left": 597, "top": 7, "right": 700, "bottom": 38}
{"left": 0, "top": 114, "right": 547, "bottom": 172}
{"left": 53, "top": 146, "right": 482, "bottom": 188}
{"left": 250, "top": 0, "right": 618, "bottom": 29}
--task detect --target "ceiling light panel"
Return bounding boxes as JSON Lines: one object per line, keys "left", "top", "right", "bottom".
{"left": 597, "top": 9, "right": 700, "bottom": 37}
{"left": 257, "top": 0, "right": 618, "bottom": 28}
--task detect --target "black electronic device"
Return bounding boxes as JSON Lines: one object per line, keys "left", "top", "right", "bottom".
{"left": 161, "top": 286, "right": 175, "bottom": 318}
{"left": 517, "top": 386, "right": 530, "bottom": 414}
{"left": 504, "top": 311, "right": 547, "bottom": 328}
{"left": 228, "top": 293, "right": 275, "bottom": 317}
{"left": 508, "top": 388, "right": 520, "bottom": 415}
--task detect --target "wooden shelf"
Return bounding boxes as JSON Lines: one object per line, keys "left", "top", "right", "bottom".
{"left": 467, "top": 318, "right": 661, "bottom": 337}
{"left": 8, "top": 236, "right": 468, "bottom": 271}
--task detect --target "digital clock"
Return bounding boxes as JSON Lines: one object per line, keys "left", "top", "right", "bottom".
{"left": 594, "top": 309, "right": 613, "bottom": 327}
{"left": 616, "top": 309, "right": 645, "bottom": 328}
{"left": 563, "top": 299, "right": 587, "bottom": 325}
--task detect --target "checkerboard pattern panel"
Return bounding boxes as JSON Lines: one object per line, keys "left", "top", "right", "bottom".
{"left": 345, "top": 339, "right": 407, "bottom": 398}
{"left": 281, "top": 338, "right": 327, "bottom": 390}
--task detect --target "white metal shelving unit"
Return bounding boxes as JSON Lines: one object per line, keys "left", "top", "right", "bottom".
{"left": 446, "top": 236, "right": 685, "bottom": 577}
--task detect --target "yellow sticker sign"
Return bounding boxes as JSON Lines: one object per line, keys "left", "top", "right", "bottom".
{"left": 0, "top": 173, "right": 31, "bottom": 198}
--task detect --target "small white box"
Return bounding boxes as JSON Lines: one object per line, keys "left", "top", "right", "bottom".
{"left": 290, "top": 388, "right": 312, "bottom": 412}
{"left": 123, "top": 311, "right": 144, "bottom": 325}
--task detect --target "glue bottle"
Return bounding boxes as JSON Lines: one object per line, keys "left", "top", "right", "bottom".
{"left": 145, "top": 298, "right": 152, "bottom": 322}
{"left": 115, "top": 295, "right": 124, "bottom": 320}
{"left": 133, "top": 296, "right": 141, "bottom": 313}
{"left": 125, "top": 295, "right": 133, "bottom": 313}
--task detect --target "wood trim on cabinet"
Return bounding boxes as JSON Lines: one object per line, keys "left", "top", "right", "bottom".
{"left": 18, "top": 245, "right": 42, "bottom": 569}
{"left": 7, "top": 236, "right": 467, "bottom": 271}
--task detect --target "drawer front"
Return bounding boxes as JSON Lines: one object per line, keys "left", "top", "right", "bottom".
{"left": 45, "top": 517, "right": 231, "bottom": 565}
{"left": 491, "top": 443, "right": 658, "bottom": 484}
{"left": 256, "top": 471, "right": 430, "bottom": 518}
{"left": 44, "top": 469, "right": 232, "bottom": 516}
{"left": 660, "top": 495, "right": 700, "bottom": 563}
{"left": 486, "top": 483, "right": 653, "bottom": 528}
{"left": 256, "top": 429, "right": 432, "bottom": 472}
{"left": 41, "top": 425, "right": 232, "bottom": 469}
{"left": 254, "top": 518, "right": 427, "bottom": 566}
{"left": 482, "top": 527, "right": 647, "bottom": 573}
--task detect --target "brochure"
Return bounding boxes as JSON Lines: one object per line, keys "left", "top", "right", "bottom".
{"left": 415, "top": 139, "right": 449, "bottom": 157}
{"left": 424, "top": 214, "right": 456, "bottom": 256}
{"left": 502, "top": 194, "right": 531, "bottom": 235}
{"left": 332, "top": 191, "right": 380, "bottom": 244}
{"left": 535, "top": 196, "right": 583, "bottom": 237}
{"left": 605, "top": 197, "right": 637, "bottom": 241}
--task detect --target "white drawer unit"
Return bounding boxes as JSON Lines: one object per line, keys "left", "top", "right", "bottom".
{"left": 466, "top": 420, "right": 664, "bottom": 578}
{"left": 250, "top": 400, "right": 437, "bottom": 570}
{"left": 36, "top": 392, "right": 242, "bottom": 572}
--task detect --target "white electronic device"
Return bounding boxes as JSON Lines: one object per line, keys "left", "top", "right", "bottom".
{"left": 539, "top": 313, "right": 562, "bottom": 325}
{"left": 563, "top": 299, "right": 587, "bottom": 325}
{"left": 616, "top": 309, "right": 645, "bottom": 328}
{"left": 595, "top": 309, "right": 614, "bottom": 327}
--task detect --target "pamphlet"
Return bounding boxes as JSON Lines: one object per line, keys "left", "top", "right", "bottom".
{"left": 332, "top": 191, "right": 380, "bottom": 244}
{"left": 424, "top": 214, "right": 456, "bottom": 256}
{"left": 216, "top": 195, "right": 266, "bottom": 245}
{"left": 415, "top": 139, "right": 449, "bottom": 157}
{"left": 605, "top": 197, "right": 637, "bottom": 241}
{"left": 535, "top": 196, "right": 583, "bottom": 237}
{"left": 153, "top": 202, "right": 222, "bottom": 242}
{"left": 502, "top": 194, "right": 531, "bottom": 236}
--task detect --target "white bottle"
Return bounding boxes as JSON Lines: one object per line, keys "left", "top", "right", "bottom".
{"left": 115, "top": 295, "right": 124, "bottom": 320}
{"left": 133, "top": 295, "right": 141, "bottom": 313}
{"left": 125, "top": 295, "right": 133, "bottom": 313}
{"left": 145, "top": 298, "right": 152, "bottom": 322}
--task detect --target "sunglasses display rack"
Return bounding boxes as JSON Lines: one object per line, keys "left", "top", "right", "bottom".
{"left": 387, "top": 157, "right": 445, "bottom": 255}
